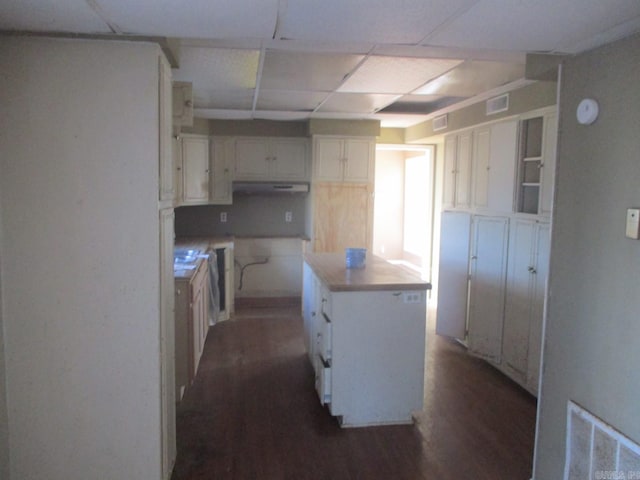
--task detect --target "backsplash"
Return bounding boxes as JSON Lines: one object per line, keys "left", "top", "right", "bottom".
{"left": 175, "top": 194, "right": 308, "bottom": 238}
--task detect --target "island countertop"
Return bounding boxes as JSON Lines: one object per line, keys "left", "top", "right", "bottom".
{"left": 304, "top": 252, "right": 432, "bottom": 292}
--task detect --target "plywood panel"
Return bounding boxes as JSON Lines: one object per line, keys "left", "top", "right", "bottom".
{"left": 313, "top": 183, "right": 371, "bottom": 253}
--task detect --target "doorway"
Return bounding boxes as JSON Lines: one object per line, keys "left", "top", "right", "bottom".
{"left": 373, "top": 145, "right": 435, "bottom": 281}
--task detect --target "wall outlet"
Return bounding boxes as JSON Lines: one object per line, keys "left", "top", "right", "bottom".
{"left": 285, "top": 211, "right": 292, "bottom": 223}
{"left": 220, "top": 212, "right": 227, "bottom": 223}
{"left": 403, "top": 292, "right": 422, "bottom": 303}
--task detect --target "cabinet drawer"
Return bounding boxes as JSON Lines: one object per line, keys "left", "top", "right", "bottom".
{"left": 314, "top": 355, "right": 331, "bottom": 405}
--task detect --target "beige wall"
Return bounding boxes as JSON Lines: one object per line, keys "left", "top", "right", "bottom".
{"left": 0, "top": 217, "right": 8, "bottom": 479}
{"left": 175, "top": 195, "right": 308, "bottom": 238}
{"left": 0, "top": 37, "right": 163, "bottom": 479}
{"left": 534, "top": 32, "right": 640, "bottom": 479}
{"left": 406, "top": 81, "right": 557, "bottom": 142}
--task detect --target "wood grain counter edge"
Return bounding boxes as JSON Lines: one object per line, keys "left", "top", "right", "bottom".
{"left": 304, "top": 253, "right": 432, "bottom": 292}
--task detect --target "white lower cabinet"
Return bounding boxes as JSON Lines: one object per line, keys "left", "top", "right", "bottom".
{"left": 435, "top": 211, "right": 471, "bottom": 339}
{"left": 436, "top": 211, "right": 550, "bottom": 395}
{"left": 467, "top": 215, "right": 509, "bottom": 363}
{"left": 303, "top": 270, "right": 426, "bottom": 426}
{"left": 502, "top": 219, "right": 550, "bottom": 394}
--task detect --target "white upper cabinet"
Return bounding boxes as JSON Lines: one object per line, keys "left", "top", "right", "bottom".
{"left": 515, "top": 108, "right": 558, "bottom": 216}
{"left": 177, "top": 134, "right": 210, "bottom": 206}
{"left": 158, "top": 55, "right": 174, "bottom": 205}
{"left": 442, "top": 130, "right": 472, "bottom": 209}
{"left": 313, "top": 136, "right": 375, "bottom": 183}
{"left": 172, "top": 81, "right": 193, "bottom": 127}
{"left": 209, "top": 137, "right": 232, "bottom": 205}
{"left": 471, "top": 120, "right": 518, "bottom": 212}
{"left": 234, "top": 137, "right": 309, "bottom": 181}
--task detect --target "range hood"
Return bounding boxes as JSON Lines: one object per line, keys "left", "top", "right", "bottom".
{"left": 232, "top": 181, "right": 310, "bottom": 195}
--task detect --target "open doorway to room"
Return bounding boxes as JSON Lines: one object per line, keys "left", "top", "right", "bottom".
{"left": 373, "top": 145, "right": 435, "bottom": 281}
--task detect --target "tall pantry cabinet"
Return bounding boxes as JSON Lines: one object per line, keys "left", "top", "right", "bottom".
{"left": 311, "top": 136, "right": 375, "bottom": 253}
{"left": 436, "top": 106, "right": 556, "bottom": 396}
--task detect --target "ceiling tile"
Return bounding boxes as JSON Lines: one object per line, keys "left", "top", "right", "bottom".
{"left": 317, "top": 93, "right": 401, "bottom": 114}
{"left": 194, "top": 89, "right": 255, "bottom": 110}
{"left": 338, "top": 56, "right": 462, "bottom": 94}
{"left": 0, "top": 0, "right": 111, "bottom": 32}
{"left": 413, "top": 61, "right": 524, "bottom": 97}
{"left": 256, "top": 90, "right": 328, "bottom": 111}
{"left": 173, "top": 47, "right": 259, "bottom": 90}
{"left": 425, "top": 0, "right": 640, "bottom": 53}
{"left": 277, "top": 0, "right": 478, "bottom": 44}
{"left": 96, "top": 0, "right": 279, "bottom": 38}
{"left": 380, "top": 95, "right": 467, "bottom": 114}
{"left": 260, "top": 50, "right": 365, "bottom": 91}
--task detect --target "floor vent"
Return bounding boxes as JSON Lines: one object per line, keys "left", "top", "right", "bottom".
{"left": 486, "top": 93, "right": 509, "bottom": 115}
{"left": 432, "top": 114, "right": 448, "bottom": 131}
{"left": 565, "top": 401, "right": 640, "bottom": 480}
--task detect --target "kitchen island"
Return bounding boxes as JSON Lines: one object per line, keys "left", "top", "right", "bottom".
{"left": 302, "top": 253, "right": 431, "bottom": 427}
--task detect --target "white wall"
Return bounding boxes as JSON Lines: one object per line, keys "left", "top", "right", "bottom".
{"left": 373, "top": 150, "right": 405, "bottom": 259}
{"left": 534, "top": 32, "right": 640, "bottom": 479}
{"left": 0, "top": 37, "right": 163, "bottom": 479}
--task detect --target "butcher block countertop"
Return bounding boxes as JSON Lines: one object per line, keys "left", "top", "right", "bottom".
{"left": 304, "top": 253, "right": 431, "bottom": 292}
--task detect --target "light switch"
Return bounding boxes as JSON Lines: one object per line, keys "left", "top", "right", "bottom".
{"left": 220, "top": 212, "right": 227, "bottom": 223}
{"left": 626, "top": 208, "right": 640, "bottom": 239}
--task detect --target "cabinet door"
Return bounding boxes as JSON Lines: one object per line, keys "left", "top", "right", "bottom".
{"left": 271, "top": 138, "right": 308, "bottom": 180}
{"left": 172, "top": 81, "right": 193, "bottom": 127}
{"left": 313, "top": 183, "right": 371, "bottom": 253}
{"left": 343, "top": 138, "right": 373, "bottom": 183}
{"left": 314, "top": 137, "right": 344, "bottom": 182}
{"left": 455, "top": 131, "right": 473, "bottom": 208}
{"left": 502, "top": 219, "right": 536, "bottom": 377}
{"left": 442, "top": 135, "right": 457, "bottom": 209}
{"left": 472, "top": 127, "right": 491, "bottom": 209}
{"left": 488, "top": 120, "right": 518, "bottom": 212}
{"left": 181, "top": 135, "right": 210, "bottom": 204}
{"left": 435, "top": 211, "right": 471, "bottom": 339}
{"left": 526, "top": 223, "right": 550, "bottom": 393}
{"left": 467, "top": 216, "right": 509, "bottom": 363}
{"left": 539, "top": 112, "right": 557, "bottom": 217}
{"left": 210, "top": 137, "right": 232, "bottom": 204}
{"left": 234, "top": 138, "right": 270, "bottom": 180}
{"left": 158, "top": 56, "right": 175, "bottom": 204}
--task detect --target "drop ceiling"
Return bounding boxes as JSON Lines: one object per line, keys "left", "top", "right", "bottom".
{"left": 2, "top": 0, "right": 640, "bottom": 127}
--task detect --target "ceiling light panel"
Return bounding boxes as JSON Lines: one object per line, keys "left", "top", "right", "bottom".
{"left": 0, "top": 0, "right": 111, "bottom": 32}
{"left": 277, "top": 0, "right": 478, "bottom": 44}
{"left": 173, "top": 47, "right": 260, "bottom": 91}
{"left": 256, "top": 90, "right": 329, "bottom": 111}
{"left": 95, "top": 0, "right": 279, "bottom": 38}
{"left": 338, "top": 56, "right": 463, "bottom": 94}
{"left": 425, "top": 0, "right": 640, "bottom": 54}
{"left": 413, "top": 61, "right": 524, "bottom": 97}
{"left": 260, "top": 50, "right": 365, "bottom": 91}
{"left": 317, "top": 93, "right": 401, "bottom": 114}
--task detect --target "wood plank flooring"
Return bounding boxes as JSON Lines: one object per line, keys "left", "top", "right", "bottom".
{"left": 171, "top": 305, "right": 536, "bottom": 480}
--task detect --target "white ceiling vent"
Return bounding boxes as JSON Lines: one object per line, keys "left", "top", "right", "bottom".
{"left": 432, "top": 114, "right": 448, "bottom": 131}
{"left": 486, "top": 93, "right": 509, "bottom": 115}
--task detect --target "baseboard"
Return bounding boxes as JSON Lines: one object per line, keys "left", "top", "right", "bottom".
{"left": 235, "top": 296, "right": 301, "bottom": 309}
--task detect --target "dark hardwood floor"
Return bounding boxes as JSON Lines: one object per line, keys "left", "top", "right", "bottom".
{"left": 171, "top": 304, "right": 537, "bottom": 480}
